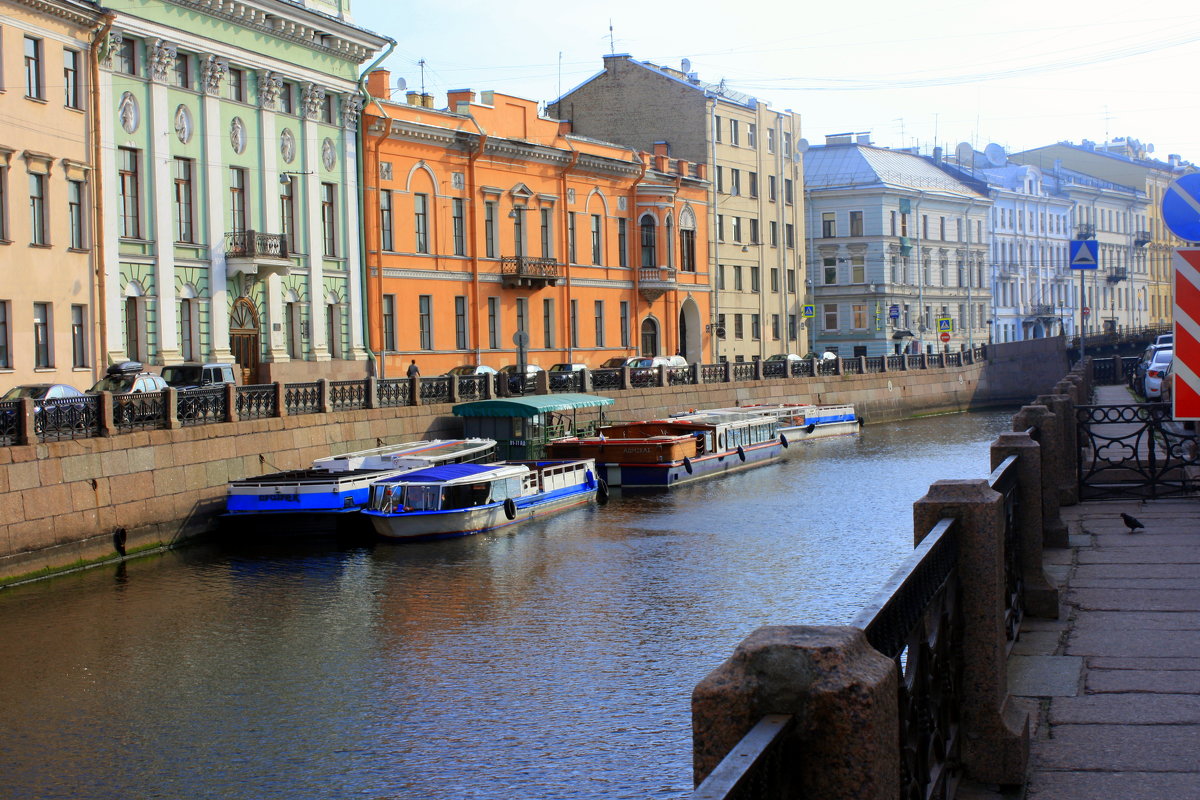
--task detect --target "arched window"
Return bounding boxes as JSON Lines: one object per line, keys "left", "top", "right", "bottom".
{"left": 679, "top": 206, "right": 697, "bottom": 272}
{"left": 640, "top": 214, "right": 656, "bottom": 268}
{"left": 665, "top": 213, "right": 674, "bottom": 268}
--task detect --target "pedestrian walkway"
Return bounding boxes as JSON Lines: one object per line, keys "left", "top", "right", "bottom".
{"left": 1003, "top": 383, "right": 1200, "bottom": 799}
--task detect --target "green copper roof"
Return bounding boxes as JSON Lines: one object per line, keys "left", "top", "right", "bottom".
{"left": 452, "top": 394, "right": 614, "bottom": 417}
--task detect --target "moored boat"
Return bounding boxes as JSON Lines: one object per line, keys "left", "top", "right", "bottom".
{"left": 224, "top": 438, "right": 498, "bottom": 533}
{"left": 701, "top": 403, "right": 859, "bottom": 446}
{"left": 363, "top": 459, "right": 600, "bottom": 540}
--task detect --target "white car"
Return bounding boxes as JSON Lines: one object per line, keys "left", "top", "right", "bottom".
{"left": 1144, "top": 351, "right": 1173, "bottom": 400}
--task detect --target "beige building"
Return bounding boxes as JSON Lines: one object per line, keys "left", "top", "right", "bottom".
{"left": 0, "top": 0, "right": 105, "bottom": 390}
{"left": 1013, "top": 139, "right": 1196, "bottom": 328}
{"left": 550, "top": 55, "right": 807, "bottom": 362}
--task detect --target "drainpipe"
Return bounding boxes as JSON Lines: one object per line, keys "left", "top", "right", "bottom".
{"left": 559, "top": 145, "right": 581, "bottom": 360}
{"left": 626, "top": 147, "right": 647, "bottom": 356}
{"left": 465, "top": 113, "right": 488, "bottom": 364}
{"left": 90, "top": 13, "right": 114, "bottom": 367}
{"left": 356, "top": 39, "right": 397, "bottom": 378}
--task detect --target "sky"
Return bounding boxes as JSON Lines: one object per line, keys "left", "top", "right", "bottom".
{"left": 350, "top": 0, "right": 1200, "bottom": 164}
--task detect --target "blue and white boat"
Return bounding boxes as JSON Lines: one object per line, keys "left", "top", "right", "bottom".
{"left": 704, "top": 403, "right": 859, "bottom": 446}
{"left": 224, "top": 438, "right": 497, "bottom": 533}
{"left": 363, "top": 459, "right": 600, "bottom": 541}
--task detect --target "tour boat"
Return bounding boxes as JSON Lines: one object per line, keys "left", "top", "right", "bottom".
{"left": 223, "top": 438, "right": 498, "bottom": 533}
{"left": 544, "top": 410, "right": 784, "bottom": 488}
{"left": 363, "top": 459, "right": 601, "bottom": 540}
{"left": 702, "top": 403, "right": 860, "bottom": 446}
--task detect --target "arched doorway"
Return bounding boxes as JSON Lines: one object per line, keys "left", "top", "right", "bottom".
{"left": 229, "top": 297, "right": 261, "bottom": 384}
{"left": 640, "top": 317, "right": 659, "bottom": 357}
{"left": 678, "top": 296, "right": 702, "bottom": 361}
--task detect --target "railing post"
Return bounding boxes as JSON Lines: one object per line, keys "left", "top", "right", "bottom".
{"left": 620, "top": 366, "right": 632, "bottom": 390}
{"left": 690, "top": 362, "right": 700, "bottom": 385}
{"left": 723, "top": 361, "right": 734, "bottom": 383}
{"left": 857, "top": 355, "right": 867, "bottom": 374}
{"left": 317, "top": 378, "right": 330, "bottom": 414}
{"left": 1036, "top": 393, "right": 1078, "bottom": 506}
{"left": 410, "top": 375, "right": 421, "bottom": 405}
{"left": 991, "top": 431, "right": 1059, "bottom": 618}
{"left": 1012, "top": 404, "right": 1068, "bottom": 547}
{"left": 224, "top": 383, "right": 237, "bottom": 422}
{"left": 913, "top": 480, "right": 1030, "bottom": 785}
{"left": 834, "top": 357, "right": 844, "bottom": 375}
{"left": 483, "top": 374, "right": 496, "bottom": 400}
{"left": 164, "top": 387, "right": 181, "bottom": 430}
{"left": 448, "top": 376, "right": 461, "bottom": 404}
{"left": 581, "top": 367, "right": 592, "bottom": 393}
{"left": 692, "top": 626, "right": 898, "bottom": 799}
{"left": 752, "top": 359, "right": 763, "bottom": 381}
{"left": 920, "top": 353, "right": 929, "bottom": 369}
{"left": 364, "top": 376, "right": 378, "bottom": 409}
{"left": 17, "top": 397, "right": 36, "bottom": 445}
{"left": 273, "top": 382, "right": 286, "bottom": 418}
{"left": 879, "top": 354, "right": 889, "bottom": 372}
{"left": 809, "top": 355, "right": 820, "bottom": 376}
{"left": 536, "top": 370, "right": 551, "bottom": 394}
{"left": 658, "top": 364, "right": 669, "bottom": 388}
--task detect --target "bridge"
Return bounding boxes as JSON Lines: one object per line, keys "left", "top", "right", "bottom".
{"left": 690, "top": 359, "right": 1200, "bottom": 798}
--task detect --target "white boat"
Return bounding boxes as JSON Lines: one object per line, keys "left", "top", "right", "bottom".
{"left": 224, "top": 438, "right": 498, "bottom": 533}
{"left": 700, "top": 403, "right": 859, "bottom": 447}
{"left": 363, "top": 459, "right": 601, "bottom": 540}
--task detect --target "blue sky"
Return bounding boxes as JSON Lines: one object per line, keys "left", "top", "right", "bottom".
{"left": 350, "top": 0, "right": 1200, "bottom": 163}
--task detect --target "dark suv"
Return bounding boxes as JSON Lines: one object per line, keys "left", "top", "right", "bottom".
{"left": 161, "top": 362, "right": 237, "bottom": 390}
{"left": 89, "top": 362, "right": 169, "bottom": 423}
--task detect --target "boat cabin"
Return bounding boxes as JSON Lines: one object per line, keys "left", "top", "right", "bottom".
{"left": 452, "top": 393, "right": 614, "bottom": 459}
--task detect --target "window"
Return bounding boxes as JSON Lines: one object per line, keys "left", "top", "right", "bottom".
{"left": 172, "top": 52, "right": 189, "bottom": 89}
{"left": 769, "top": 221, "right": 778, "bottom": 247}
{"left": 29, "top": 173, "right": 47, "bottom": 246}
{"left": 851, "top": 255, "right": 866, "bottom": 283}
{"left": 640, "top": 215, "right": 656, "bottom": 267}
{"left": 680, "top": 226, "right": 696, "bottom": 271}
{"left": 484, "top": 201, "right": 497, "bottom": 258}
{"left": 784, "top": 179, "right": 794, "bottom": 205}
{"left": 379, "top": 189, "right": 394, "bottom": 251}
{"left": 620, "top": 301, "right": 630, "bottom": 347}
{"left": 922, "top": 215, "right": 928, "bottom": 238}
{"left": 320, "top": 182, "right": 337, "bottom": 256}
{"left": 730, "top": 169, "right": 741, "bottom": 196}
{"left": 785, "top": 223, "right": 795, "bottom": 248}
{"left": 822, "top": 212, "right": 836, "bottom": 238}
{"left": 750, "top": 266, "right": 760, "bottom": 292}
{"left": 823, "top": 303, "right": 838, "bottom": 331}
{"left": 783, "top": 132, "right": 792, "bottom": 159}
{"left": 730, "top": 119, "right": 740, "bottom": 145}
{"left": 512, "top": 208, "right": 524, "bottom": 257}
{"left": 717, "top": 264, "right": 725, "bottom": 290}
{"left": 33, "top": 302, "right": 51, "bottom": 367}
{"left": 382, "top": 295, "right": 396, "bottom": 350}
{"left": 716, "top": 167, "right": 724, "bottom": 194}
{"left": 454, "top": 296, "right": 467, "bottom": 350}
{"left": 418, "top": 295, "right": 432, "bottom": 350}
{"left": 227, "top": 67, "right": 244, "bottom": 102}
{"left": 280, "top": 176, "right": 296, "bottom": 253}
{"left": 732, "top": 216, "right": 742, "bottom": 243}
{"left": 453, "top": 199, "right": 465, "bottom": 255}
{"left": 0, "top": 165, "right": 7, "bottom": 241}
{"left": 71, "top": 305, "right": 87, "bottom": 367}
{"left": 787, "top": 269, "right": 796, "bottom": 293}
{"left": 850, "top": 211, "right": 864, "bottom": 237}
{"left": 771, "top": 314, "right": 780, "bottom": 340}
{"left": 617, "top": 218, "right": 628, "bottom": 267}
{"left": 516, "top": 298, "right": 527, "bottom": 336}
{"left": 594, "top": 300, "right": 604, "bottom": 346}
{"left": 788, "top": 314, "right": 797, "bottom": 340}
{"left": 714, "top": 115, "right": 722, "bottom": 142}
{"left": 768, "top": 175, "right": 776, "bottom": 202}
{"left": 115, "top": 37, "right": 137, "bottom": 75}
{"left": 279, "top": 81, "right": 294, "bottom": 114}
{"left": 748, "top": 123, "right": 757, "bottom": 147}
{"left": 487, "top": 297, "right": 500, "bottom": 349}
{"left": 823, "top": 258, "right": 837, "bottom": 285}
{"left": 591, "top": 214, "right": 602, "bottom": 264}
{"left": 770, "top": 268, "right": 779, "bottom": 293}
{"left": 734, "top": 265, "right": 743, "bottom": 291}
{"left": 852, "top": 303, "right": 868, "bottom": 329}
{"left": 716, "top": 215, "right": 724, "bottom": 242}
{"left": 229, "top": 167, "right": 247, "bottom": 233}
{"left": 939, "top": 216, "right": 946, "bottom": 240}
{"left": 321, "top": 94, "right": 335, "bottom": 124}
{"left": 173, "top": 158, "right": 193, "bottom": 243}
{"left": 542, "top": 298, "right": 554, "bottom": 348}
{"left": 67, "top": 179, "right": 85, "bottom": 249}
{"left": 540, "top": 208, "right": 552, "bottom": 257}
{"left": 567, "top": 212, "right": 577, "bottom": 263}
{"left": 767, "top": 128, "right": 775, "bottom": 153}
{"left": 414, "top": 193, "right": 429, "bottom": 253}
{"left": 569, "top": 299, "right": 578, "bottom": 348}
{"left": 751, "top": 314, "right": 760, "bottom": 340}
{"left": 748, "top": 172, "right": 758, "bottom": 198}
{"left": 0, "top": 302, "right": 8, "bottom": 367}
{"left": 24, "top": 37, "right": 44, "bottom": 99}
{"left": 734, "top": 314, "right": 744, "bottom": 339}
{"left": 64, "top": 49, "right": 81, "bottom": 108}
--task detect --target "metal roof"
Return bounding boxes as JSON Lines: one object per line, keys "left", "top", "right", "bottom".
{"left": 452, "top": 393, "right": 614, "bottom": 417}
{"left": 392, "top": 463, "right": 510, "bottom": 483}
{"left": 805, "top": 145, "right": 988, "bottom": 198}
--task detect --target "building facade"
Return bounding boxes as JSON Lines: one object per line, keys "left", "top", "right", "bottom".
{"left": 804, "top": 136, "right": 992, "bottom": 357}
{"left": 0, "top": 0, "right": 105, "bottom": 388}
{"left": 96, "top": 0, "right": 389, "bottom": 383}
{"left": 549, "top": 55, "right": 807, "bottom": 362}
{"left": 361, "top": 73, "right": 711, "bottom": 376}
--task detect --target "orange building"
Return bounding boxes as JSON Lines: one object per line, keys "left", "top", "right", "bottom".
{"left": 361, "top": 70, "right": 711, "bottom": 377}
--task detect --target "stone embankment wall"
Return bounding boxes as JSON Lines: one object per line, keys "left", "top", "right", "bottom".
{"left": 0, "top": 338, "right": 1065, "bottom": 584}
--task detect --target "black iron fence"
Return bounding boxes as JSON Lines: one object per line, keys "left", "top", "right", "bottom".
{"left": 1076, "top": 402, "right": 1199, "bottom": 499}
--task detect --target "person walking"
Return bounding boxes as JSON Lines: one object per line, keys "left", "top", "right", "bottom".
{"left": 406, "top": 359, "right": 420, "bottom": 378}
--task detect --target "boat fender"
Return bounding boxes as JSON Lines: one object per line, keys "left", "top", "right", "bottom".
{"left": 682, "top": 456, "right": 693, "bottom": 474}
{"left": 805, "top": 423, "right": 817, "bottom": 434}
{"left": 596, "top": 479, "right": 610, "bottom": 505}
{"left": 503, "top": 497, "right": 517, "bottom": 520}
{"left": 736, "top": 445, "right": 746, "bottom": 462}
{"left": 857, "top": 417, "right": 864, "bottom": 427}
{"left": 779, "top": 434, "right": 789, "bottom": 449}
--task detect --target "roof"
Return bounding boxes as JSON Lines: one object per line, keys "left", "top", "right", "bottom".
{"left": 393, "top": 463, "right": 508, "bottom": 483}
{"left": 452, "top": 394, "right": 615, "bottom": 417}
{"left": 805, "top": 145, "right": 989, "bottom": 199}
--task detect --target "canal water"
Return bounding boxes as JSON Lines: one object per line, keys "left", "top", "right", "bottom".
{"left": 0, "top": 408, "right": 1015, "bottom": 800}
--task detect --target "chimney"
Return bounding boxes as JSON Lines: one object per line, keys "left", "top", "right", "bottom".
{"left": 856, "top": 133, "right": 871, "bottom": 145}
{"left": 421, "top": 93, "right": 434, "bottom": 109}
{"left": 826, "top": 133, "right": 853, "bottom": 146}
{"left": 406, "top": 91, "right": 421, "bottom": 106}
{"left": 447, "top": 89, "right": 475, "bottom": 114}
{"left": 653, "top": 141, "right": 669, "bottom": 157}
{"left": 932, "top": 146, "right": 943, "bottom": 162}
{"left": 366, "top": 69, "right": 390, "bottom": 100}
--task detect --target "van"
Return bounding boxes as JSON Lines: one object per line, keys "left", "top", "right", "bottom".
{"left": 160, "top": 362, "right": 238, "bottom": 390}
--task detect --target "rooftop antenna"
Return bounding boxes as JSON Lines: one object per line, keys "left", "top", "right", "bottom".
{"left": 608, "top": 20, "right": 615, "bottom": 55}
{"left": 418, "top": 59, "right": 426, "bottom": 96}
{"left": 558, "top": 51, "right": 562, "bottom": 102}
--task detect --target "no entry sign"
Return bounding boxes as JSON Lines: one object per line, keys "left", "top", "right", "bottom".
{"left": 1172, "top": 249, "right": 1200, "bottom": 420}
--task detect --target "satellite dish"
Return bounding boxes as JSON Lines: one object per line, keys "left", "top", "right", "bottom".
{"left": 984, "top": 143, "right": 1006, "bottom": 167}
{"left": 955, "top": 142, "right": 972, "bottom": 166}
{"left": 395, "top": 77, "right": 407, "bottom": 93}
{"left": 796, "top": 138, "right": 810, "bottom": 154}
{"left": 1148, "top": 143, "right": 1155, "bottom": 153}
{"left": 681, "top": 58, "right": 691, "bottom": 73}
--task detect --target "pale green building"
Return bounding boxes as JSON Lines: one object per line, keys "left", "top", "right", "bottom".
{"left": 98, "top": 0, "right": 391, "bottom": 382}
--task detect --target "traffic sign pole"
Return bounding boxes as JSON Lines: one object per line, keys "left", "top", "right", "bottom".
{"left": 1080, "top": 269, "right": 1086, "bottom": 359}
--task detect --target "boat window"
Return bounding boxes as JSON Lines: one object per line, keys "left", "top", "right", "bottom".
{"left": 512, "top": 418, "right": 525, "bottom": 438}
{"left": 442, "top": 482, "right": 492, "bottom": 510}
{"left": 402, "top": 484, "right": 442, "bottom": 511}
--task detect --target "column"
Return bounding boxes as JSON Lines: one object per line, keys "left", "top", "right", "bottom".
{"left": 201, "top": 54, "right": 233, "bottom": 362}
{"left": 149, "top": 40, "right": 181, "bottom": 364}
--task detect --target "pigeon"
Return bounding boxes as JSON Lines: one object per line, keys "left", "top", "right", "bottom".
{"left": 1120, "top": 513, "right": 1144, "bottom": 533}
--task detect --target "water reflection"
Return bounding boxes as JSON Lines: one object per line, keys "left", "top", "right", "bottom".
{"left": 0, "top": 409, "right": 1014, "bottom": 799}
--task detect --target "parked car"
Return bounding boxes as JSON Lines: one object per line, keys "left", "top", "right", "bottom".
{"left": 765, "top": 353, "right": 804, "bottom": 362}
{"left": 1, "top": 384, "right": 90, "bottom": 433}
{"left": 1132, "top": 345, "right": 1172, "bottom": 395}
{"left": 1160, "top": 358, "right": 1175, "bottom": 407}
{"left": 1155, "top": 333, "right": 1174, "bottom": 347}
{"left": 547, "top": 363, "right": 587, "bottom": 390}
{"left": 629, "top": 355, "right": 688, "bottom": 370}
{"left": 160, "top": 362, "right": 237, "bottom": 390}
{"left": 445, "top": 364, "right": 497, "bottom": 378}
{"left": 497, "top": 364, "right": 544, "bottom": 394}
{"left": 89, "top": 362, "right": 169, "bottom": 423}
{"left": 2, "top": 383, "right": 87, "bottom": 406}
{"left": 1143, "top": 351, "right": 1173, "bottom": 400}
{"left": 597, "top": 356, "right": 640, "bottom": 370}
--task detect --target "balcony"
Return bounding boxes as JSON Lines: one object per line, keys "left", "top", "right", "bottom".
{"left": 500, "top": 256, "right": 561, "bottom": 288}
{"left": 1030, "top": 304, "right": 1056, "bottom": 316}
{"left": 1106, "top": 269, "right": 1128, "bottom": 284}
{"left": 1134, "top": 230, "right": 1152, "bottom": 246}
{"left": 1075, "top": 223, "right": 1095, "bottom": 240}
{"left": 224, "top": 231, "right": 292, "bottom": 277}
{"left": 638, "top": 266, "right": 677, "bottom": 302}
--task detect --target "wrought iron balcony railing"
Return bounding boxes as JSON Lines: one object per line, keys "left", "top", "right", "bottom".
{"left": 225, "top": 230, "right": 289, "bottom": 259}
{"left": 1075, "top": 223, "right": 1095, "bottom": 240}
{"left": 1134, "top": 230, "right": 1152, "bottom": 246}
{"left": 500, "top": 256, "right": 561, "bottom": 288}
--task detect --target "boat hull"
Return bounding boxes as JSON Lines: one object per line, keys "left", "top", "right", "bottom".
{"left": 599, "top": 440, "right": 781, "bottom": 488}
{"left": 366, "top": 484, "right": 595, "bottom": 540}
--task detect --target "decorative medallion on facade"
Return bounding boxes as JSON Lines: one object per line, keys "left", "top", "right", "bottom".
{"left": 302, "top": 84, "right": 326, "bottom": 120}
{"left": 567, "top": 188, "right": 576, "bottom": 204}
{"left": 200, "top": 54, "right": 227, "bottom": 96}
{"left": 118, "top": 92, "right": 139, "bottom": 133}
{"left": 321, "top": 138, "right": 336, "bottom": 171}
{"left": 174, "top": 104, "right": 193, "bottom": 144}
{"left": 258, "top": 71, "right": 283, "bottom": 110}
{"left": 280, "top": 129, "right": 296, "bottom": 164}
{"left": 618, "top": 196, "right": 627, "bottom": 211}
{"left": 452, "top": 172, "right": 465, "bottom": 190}
{"left": 379, "top": 162, "right": 393, "bottom": 181}
{"left": 230, "top": 117, "right": 247, "bottom": 154}
{"left": 341, "top": 94, "right": 363, "bottom": 130}
{"left": 150, "top": 40, "right": 177, "bottom": 82}
{"left": 102, "top": 31, "right": 122, "bottom": 68}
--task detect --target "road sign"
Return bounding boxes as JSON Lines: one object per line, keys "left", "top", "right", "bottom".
{"left": 1162, "top": 174, "right": 1200, "bottom": 242}
{"left": 802, "top": 305, "right": 814, "bottom": 318}
{"left": 939, "top": 332, "right": 951, "bottom": 343}
{"left": 1069, "top": 240, "right": 1098, "bottom": 269}
{"left": 1172, "top": 249, "right": 1200, "bottom": 420}
{"left": 889, "top": 304, "right": 900, "bottom": 319}
{"left": 512, "top": 330, "right": 530, "bottom": 347}
{"left": 1082, "top": 306, "right": 1090, "bottom": 316}
{"left": 936, "top": 317, "right": 953, "bottom": 332}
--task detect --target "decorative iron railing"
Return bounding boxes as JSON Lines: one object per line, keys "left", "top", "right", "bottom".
{"left": 329, "top": 380, "right": 368, "bottom": 411}
{"left": 700, "top": 364, "right": 725, "bottom": 384}
{"left": 886, "top": 355, "right": 906, "bottom": 371}
{"left": 1089, "top": 356, "right": 1140, "bottom": 386}
{"left": 789, "top": 360, "right": 813, "bottom": 378}
{"left": 732, "top": 363, "right": 756, "bottom": 382}
{"left": 761, "top": 360, "right": 787, "bottom": 378}
{"left": 419, "top": 376, "right": 451, "bottom": 403}
{"left": 590, "top": 369, "right": 622, "bottom": 391}
{"left": 1076, "top": 403, "right": 1200, "bottom": 499}
{"left": 818, "top": 359, "right": 838, "bottom": 376}
{"left": 667, "top": 366, "right": 692, "bottom": 386}
{"left": 0, "top": 400, "right": 19, "bottom": 445}
{"left": 235, "top": 384, "right": 276, "bottom": 420}
{"left": 499, "top": 256, "right": 560, "bottom": 283}
{"left": 377, "top": 379, "right": 411, "bottom": 408}
{"left": 690, "top": 715, "right": 797, "bottom": 800}
{"left": 177, "top": 387, "right": 226, "bottom": 427}
{"left": 225, "top": 230, "right": 289, "bottom": 259}
{"left": 36, "top": 395, "right": 101, "bottom": 441}
{"left": 457, "top": 375, "right": 487, "bottom": 400}
{"left": 284, "top": 382, "right": 321, "bottom": 415}
{"left": 549, "top": 371, "right": 584, "bottom": 393}
{"left": 113, "top": 391, "right": 166, "bottom": 432}
{"left": 989, "top": 454, "right": 1024, "bottom": 645}
{"left": 629, "top": 369, "right": 659, "bottom": 389}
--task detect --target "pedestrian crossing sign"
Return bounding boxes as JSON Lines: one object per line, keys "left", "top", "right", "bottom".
{"left": 803, "top": 305, "right": 814, "bottom": 318}
{"left": 937, "top": 317, "right": 953, "bottom": 332}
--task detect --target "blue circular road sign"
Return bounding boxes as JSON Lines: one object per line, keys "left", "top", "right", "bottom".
{"left": 1162, "top": 173, "right": 1200, "bottom": 242}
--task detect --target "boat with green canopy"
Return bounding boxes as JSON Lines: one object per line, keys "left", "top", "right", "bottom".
{"left": 452, "top": 393, "right": 614, "bottom": 460}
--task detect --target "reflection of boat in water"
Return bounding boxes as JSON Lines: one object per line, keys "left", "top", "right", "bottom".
{"left": 701, "top": 403, "right": 859, "bottom": 446}
{"left": 363, "top": 459, "right": 600, "bottom": 541}
{"left": 224, "top": 438, "right": 497, "bottom": 533}
{"left": 544, "top": 410, "right": 783, "bottom": 489}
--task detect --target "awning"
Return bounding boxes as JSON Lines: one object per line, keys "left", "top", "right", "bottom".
{"left": 892, "top": 329, "right": 915, "bottom": 339}
{"left": 452, "top": 393, "right": 615, "bottom": 418}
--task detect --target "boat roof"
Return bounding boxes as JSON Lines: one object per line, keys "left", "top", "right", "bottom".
{"left": 452, "top": 393, "right": 614, "bottom": 417}
{"left": 315, "top": 438, "right": 494, "bottom": 472}
{"left": 389, "top": 462, "right": 526, "bottom": 484}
